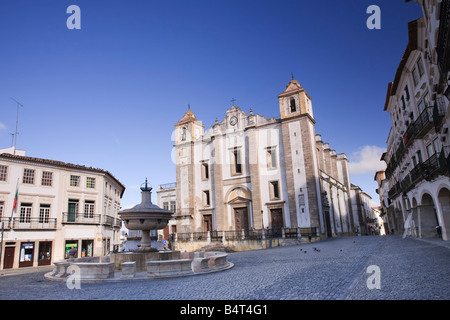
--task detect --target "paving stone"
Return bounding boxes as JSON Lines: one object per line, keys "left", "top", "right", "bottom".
{"left": 0, "top": 236, "right": 448, "bottom": 300}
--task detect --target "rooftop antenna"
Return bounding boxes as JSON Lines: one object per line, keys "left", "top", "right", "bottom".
{"left": 9, "top": 133, "right": 14, "bottom": 147}
{"left": 10, "top": 97, "right": 23, "bottom": 155}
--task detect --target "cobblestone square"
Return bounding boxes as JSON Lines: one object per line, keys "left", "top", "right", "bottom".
{"left": 0, "top": 236, "right": 449, "bottom": 300}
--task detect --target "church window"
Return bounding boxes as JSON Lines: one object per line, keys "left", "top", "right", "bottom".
{"left": 269, "top": 181, "right": 280, "bottom": 200}
{"left": 181, "top": 127, "right": 187, "bottom": 141}
{"left": 203, "top": 190, "right": 211, "bottom": 206}
{"left": 290, "top": 99, "right": 296, "bottom": 112}
{"left": 231, "top": 148, "right": 242, "bottom": 175}
{"left": 202, "top": 163, "right": 209, "bottom": 180}
{"left": 266, "top": 147, "right": 277, "bottom": 169}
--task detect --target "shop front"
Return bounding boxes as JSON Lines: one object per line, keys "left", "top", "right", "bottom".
{"left": 19, "top": 242, "right": 34, "bottom": 268}
{"left": 65, "top": 240, "right": 78, "bottom": 259}
{"left": 38, "top": 241, "right": 52, "bottom": 266}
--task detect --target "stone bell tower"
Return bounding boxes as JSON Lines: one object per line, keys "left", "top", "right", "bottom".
{"left": 277, "top": 77, "right": 323, "bottom": 231}
{"left": 174, "top": 107, "right": 204, "bottom": 232}
{"left": 278, "top": 77, "right": 314, "bottom": 120}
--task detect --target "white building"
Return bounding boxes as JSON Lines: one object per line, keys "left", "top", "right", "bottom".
{"left": 168, "top": 78, "right": 369, "bottom": 242}
{"left": 381, "top": 0, "right": 450, "bottom": 240}
{"left": 0, "top": 148, "right": 125, "bottom": 269}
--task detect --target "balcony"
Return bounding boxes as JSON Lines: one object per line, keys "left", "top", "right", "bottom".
{"left": 62, "top": 212, "right": 101, "bottom": 225}
{"left": 389, "top": 150, "right": 450, "bottom": 200}
{"left": 400, "top": 174, "right": 412, "bottom": 192}
{"left": 1, "top": 217, "right": 58, "bottom": 230}
{"left": 414, "top": 106, "right": 435, "bottom": 139}
{"left": 388, "top": 181, "right": 401, "bottom": 199}
{"left": 402, "top": 103, "right": 446, "bottom": 148}
{"left": 395, "top": 141, "right": 407, "bottom": 163}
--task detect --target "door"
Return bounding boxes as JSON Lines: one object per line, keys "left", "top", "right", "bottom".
{"left": 270, "top": 208, "right": 283, "bottom": 237}
{"left": 68, "top": 200, "right": 78, "bottom": 222}
{"left": 38, "top": 241, "right": 52, "bottom": 266}
{"left": 234, "top": 208, "right": 249, "bottom": 231}
{"left": 203, "top": 214, "right": 212, "bottom": 232}
{"left": 3, "top": 247, "right": 15, "bottom": 269}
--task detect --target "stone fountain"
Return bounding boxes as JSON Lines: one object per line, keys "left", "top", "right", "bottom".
{"left": 119, "top": 178, "right": 172, "bottom": 251}
{"left": 109, "top": 178, "right": 175, "bottom": 271}
{"left": 45, "top": 179, "right": 233, "bottom": 282}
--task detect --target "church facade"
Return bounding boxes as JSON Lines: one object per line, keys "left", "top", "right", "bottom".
{"left": 170, "top": 79, "right": 367, "bottom": 239}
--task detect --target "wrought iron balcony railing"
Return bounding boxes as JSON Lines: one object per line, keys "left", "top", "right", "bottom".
{"left": 1, "top": 217, "right": 57, "bottom": 230}
{"left": 62, "top": 212, "right": 101, "bottom": 224}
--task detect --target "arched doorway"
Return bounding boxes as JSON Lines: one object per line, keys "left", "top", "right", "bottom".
{"left": 419, "top": 193, "right": 439, "bottom": 238}
{"left": 226, "top": 186, "right": 252, "bottom": 231}
{"left": 437, "top": 187, "right": 450, "bottom": 240}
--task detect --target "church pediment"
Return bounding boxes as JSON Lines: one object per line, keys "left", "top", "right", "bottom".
{"left": 228, "top": 196, "right": 251, "bottom": 204}
{"left": 226, "top": 187, "right": 251, "bottom": 203}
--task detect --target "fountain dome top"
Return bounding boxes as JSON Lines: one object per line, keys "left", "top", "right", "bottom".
{"left": 120, "top": 178, "right": 172, "bottom": 214}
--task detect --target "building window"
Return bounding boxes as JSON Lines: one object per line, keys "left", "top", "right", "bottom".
{"left": 405, "top": 85, "right": 410, "bottom": 101}
{"left": 86, "top": 177, "right": 96, "bottom": 189}
{"left": 290, "top": 99, "right": 296, "bottom": 112}
{"left": 181, "top": 127, "right": 187, "bottom": 141}
{"left": 20, "top": 203, "right": 32, "bottom": 223}
{"left": 203, "top": 190, "right": 211, "bottom": 207}
{"left": 269, "top": 181, "right": 280, "bottom": 200}
{"left": 417, "top": 150, "right": 423, "bottom": 163}
{"left": 412, "top": 155, "right": 417, "bottom": 167}
{"left": 202, "top": 162, "right": 209, "bottom": 180}
{"left": 70, "top": 175, "right": 80, "bottom": 187}
{"left": 163, "top": 202, "right": 169, "bottom": 210}
{"left": 170, "top": 201, "right": 176, "bottom": 212}
{"left": 423, "top": 92, "right": 431, "bottom": 107}
{"left": 41, "top": 171, "right": 53, "bottom": 187}
{"left": 426, "top": 144, "right": 434, "bottom": 158}
{"left": 298, "top": 194, "right": 305, "bottom": 206}
{"left": 0, "top": 165, "right": 8, "bottom": 182}
{"left": 417, "top": 57, "right": 425, "bottom": 77}
{"left": 267, "top": 147, "right": 277, "bottom": 169}
{"left": 401, "top": 95, "right": 406, "bottom": 109}
{"left": 84, "top": 200, "right": 95, "bottom": 218}
{"left": 23, "top": 169, "right": 35, "bottom": 185}
{"left": 432, "top": 138, "right": 440, "bottom": 154}
{"left": 418, "top": 100, "right": 425, "bottom": 114}
{"left": 39, "top": 204, "right": 50, "bottom": 223}
{"left": 231, "top": 148, "right": 242, "bottom": 175}
{"left": 412, "top": 68, "right": 419, "bottom": 86}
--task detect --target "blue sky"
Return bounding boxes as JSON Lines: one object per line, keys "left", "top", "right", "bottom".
{"left": 0, "top": 0, "right": 423, "bottom": 208}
